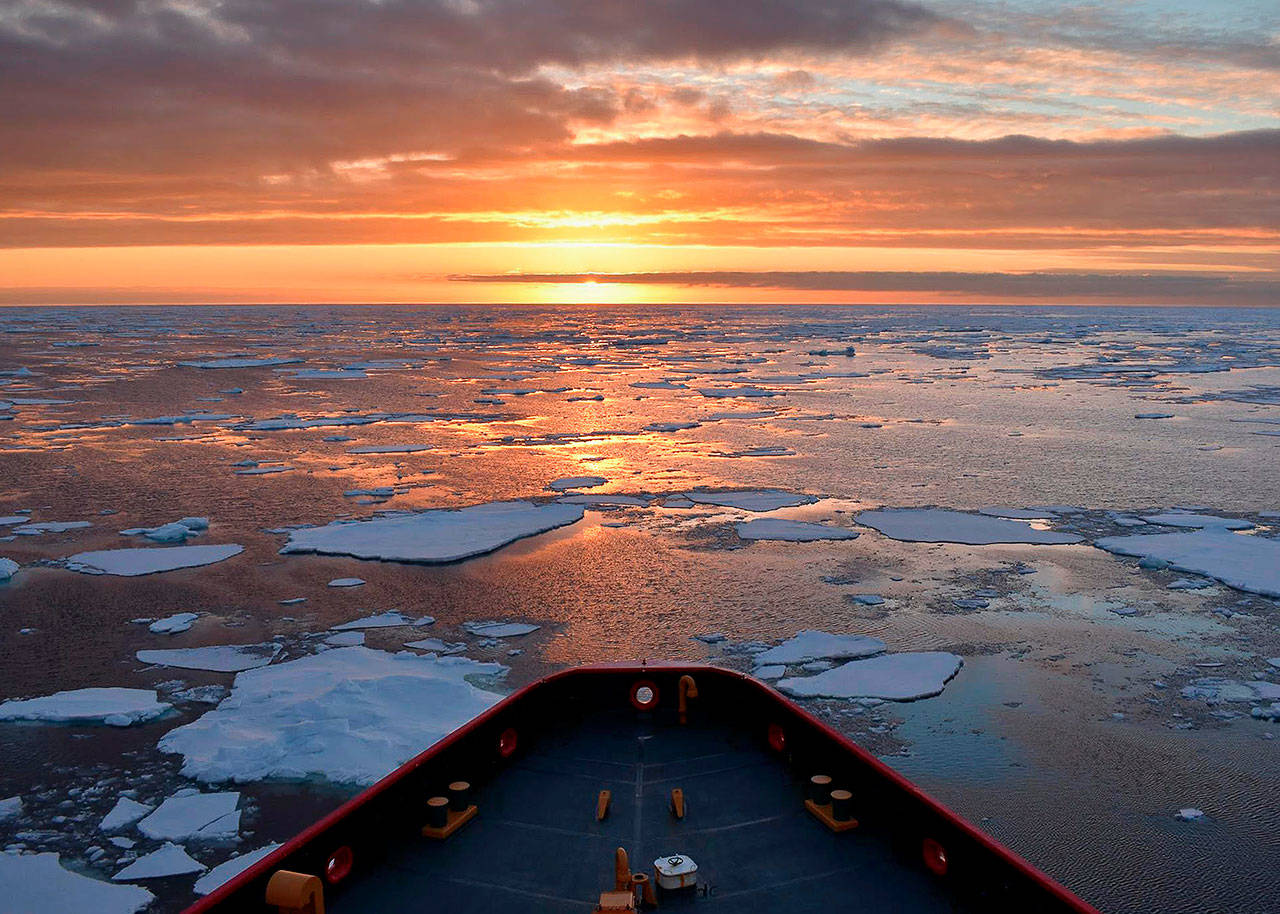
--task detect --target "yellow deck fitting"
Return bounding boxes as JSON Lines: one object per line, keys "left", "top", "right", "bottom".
{"left": 804, "top": 798, "right": 859, "bottom": 833}
{"left": 597, "top": 789, "right": 612, "bottom": 821}
{"left": 677, "top": 675, "right": 698, "bottom": 725}
{"left": 265, "top": 870, "right": 324, "bottom": 914}
{"left": 614, "top": 847, "right": 631, "bottom": 891}
{"left": 421, "top": 804, "right": 478, "bottom": 839}
{"left": 593, "top": 890, "right": 637, "bottom": 912}
{"left": 670, "top": 788, "right": 685, "bottom": 819}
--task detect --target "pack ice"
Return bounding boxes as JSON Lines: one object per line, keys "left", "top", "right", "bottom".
{"left": 0, "top": 688, "right": 171, "bottom": 726}
{"left": 777, "top": 652, "right": 963, "bottom": 701}
{"left": 1095, "top": 529, "right": 1280, "bottom": 597}
{"left": 66, "top": 544, "right": 244, "bottom": 576}
{"left": 159, "top": 647, "right": 507, "bottom": 785}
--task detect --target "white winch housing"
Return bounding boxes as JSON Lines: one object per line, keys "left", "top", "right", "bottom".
{"left": 653, "top": 854, "right": 698, "bottom": 891}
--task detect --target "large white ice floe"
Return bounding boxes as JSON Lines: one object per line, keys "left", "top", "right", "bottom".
{"left": 0, "top": 688, "right": 170, "bottom": 726}
{"left": 685, "top": 490, "right": 816, "bottom": 512}
{"left": 158, "top": 647, "right": 507, "bottom": 785}
{"left": 736, "top": 519, "right": 859, "bottom": 542}
{"left": 777, "top": 652, "right": 963, "bottom": 701}
{"left": 137, "top": 791, "right": 240, "bottom": 840}
{"left": 0, "top": 852, "right": 154, "bottom": 912}
{"left": 1095, "top": 529, "right": 1280, "bottom": 597}
{"left": 856, "top": 509, "right": 1082, "bottom": 545}
{"left": 193, "top": 843, "right": 282, "bottom": 895}
{"left": 1139, "top": 513, "right": 1253, "bottom": 530}
{"left": 0, "top": 796, "right": 22, "bottom": 820}
{"left": 0, "top": 557, "right": 18, "bottom": 581}
{"left": 753, "top": 631, "right": 887, "bottom": 666}
{"left": 66, "top": 544, "right": 244, "bottom": 576}
{"left": 136, "top": 643, "right": 282, "bottom": 673}
{"left": 280, "top": 500, "right": 584, "bottom": 564}
{"left": 113, "top": 843, "right": 205, "bottom": 880}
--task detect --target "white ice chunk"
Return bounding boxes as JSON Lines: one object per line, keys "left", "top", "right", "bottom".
{"left": 13, "top": 520, "right": 92, "bottom": 535}
{"left": 112, "top": 843, "right": 205, "bottom": 880}
{"left": 148, "top": 612, "right": 200, "bottom": 634}
{"left": 136, "top": 643, "right": 281, "bottom": 673}
{"left": 66, "top": 545, "right": 243, "bottom": 576}
{"left": 137, "top": 792, "right": 240, "bottom": 841}
{"left": 736, "top": 519, "right": 859, "bottom": 542}
{"left": 99, "top": 797, "right": 153, "bottom": 832}
{"left": 0, "top": 852, "right": 153, "bottom": 912}
{"left": 753, "top": 665, "right": 786, "bottom": 680}
{"left": 685, "top": 490, "right": 815, "bottom": 512}
{"left": 328, "top": 578, "right": 365, "bottom": 587}
{"left": 462, "top": 621, "right": 540, "bottom": 638}
{"left": 1175, "top": 808, "right": 1205, "bottom": 821}
{"left": 1095, "top": 529, "right": 1280, "bottom": 597}
{"left": 754, "top": 630, "right": 887, "bottom": 666}
{"left": 0, "top": 688, "right": 170, "bottom": 726}
{"left": 777, "top": 652, "right": 963, "bottom": 701}
{"left": 281, "top": 500, "right": 584, "bottom": 564}
{"left": 857, "top": 509, "right": 1082, "bottom": 545}
{"left": 192, "top": 843, "right": 281, "bottom": 895}
{"left": 159, "top": 647, "right": 506, "bottom": 785}
{"left": 0, "top": 558, "right": 18, "bottom": 581}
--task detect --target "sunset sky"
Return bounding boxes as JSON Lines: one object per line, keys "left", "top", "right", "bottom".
{"left": 2, "top": 0, "right": 1277, "bottom": 306}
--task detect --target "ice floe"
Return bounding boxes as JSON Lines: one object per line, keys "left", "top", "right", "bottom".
{"left": 281, "top": 500, "right": 584, "bottom": 564}
{"left": 347, "top": 444, "right": 433, "bottom": 454}
{"left": 1139, "top": 513, "right": 1253, "bottom": 530}
{"left": 1095, "top": 529, "right": 1280, "bottom": 597}
{"left": 776, "top": 652, "right": 963, "bottom": 701}
{"left": 113, "top": 843, "right": 205, "bottom": 880}
{"left": 1180, "top": 678, "right": 1280, "bottom": 704}
{"left": 1175, "top": 808, "right": 1205, "bottom": 821}
{"left": 736, "top": 519, "right": 859, "bottom": 542}
{"left": 856, "top": 509, "right": 1082, "bottom": 545}
{"left": 66, "top": 545, "right": 244, "bottom": 576}
{"left": 193, "top": 843, "right": 281, "bottom": 895}
{"left": 462, "top": 620, "right": 540, "bottom": 638}
{"left": 0, "top": 688, "right": 170, "bottom": 726}
{"left": 0, "top": 852, "right": 153, "bottom": 912}
{"left": 684, "top": 490, "right": 815, "bottom": 512}
{"left": 324, "top": 631, "right": 365, "bottom": 646}
{"left": 148, "top": 612, "right": 200, "bottom": 634}
{"left": 328, "top": 577, "right": 365, "bottom": 587}
{"left": 180, "top": 356, "right": 303, "bottom": 369}
{"left": 100, "top": 797, "right": 153, "bottom": 831}
{"left": 753, "top": 631, "right": 887, "bottom": 666}
{"left": 13, "top": 520, "right": 92, "bottom": 535}
{"left": 136, "top": 643, "right": 282, "bottom": 673}
{"left": 548, "top": 476, "right": 607, "bottom": 491}
{"left": 159, "top": 647, "right": 506, "bottom": 785}
{"left": 137, "top": 791, "right": 240, "bottom": 840}
{"left": 404, "top": 637, "right": 466, "bottom": 654}
{"left": 0, "top": 796, "right": 22, "bottom": 820}
{"left": 0, "top": 558, "right": 18, "bottom": 581}
{"left": 331, "top": 612, "right": 432, "bottom": 630}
